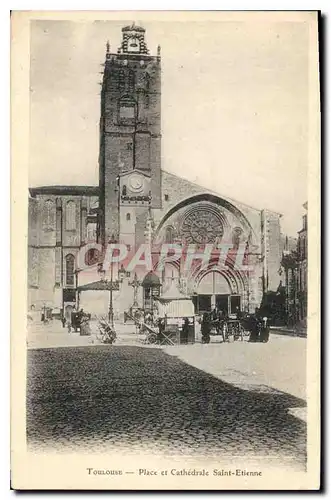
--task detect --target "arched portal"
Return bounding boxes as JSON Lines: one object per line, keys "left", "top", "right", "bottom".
{"left": 152, "top": 193, "right": 260, "bottom": 314}
{"left": 193, "top": 269, "right": 244, "bottom": 315}
{"left": 154, "top": 193, "right": 257, "bottom": 244}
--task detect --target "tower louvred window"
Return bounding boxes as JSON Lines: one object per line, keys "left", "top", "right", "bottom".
{"left": 128, "top": 71, "right": 135, "bottom": 92}
{"left": 118, "top": 70, "right": 125, "bottom": 90}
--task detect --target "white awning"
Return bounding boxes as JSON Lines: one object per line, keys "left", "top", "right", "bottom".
{"left": 156, "top": 280, "right": 194, "bottom": 317}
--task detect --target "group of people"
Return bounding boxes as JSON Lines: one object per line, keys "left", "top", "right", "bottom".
{"left": 200, "top": 307, "right": 270, "bottom": 344}
{"left": 200, "top": 307, "right": 232, "bottom": 344}
{"left": 61, "top": 308, "right": 91, "bottom": 335}
{"left": 244, "top": 310, "right": 270, "bottom": 343}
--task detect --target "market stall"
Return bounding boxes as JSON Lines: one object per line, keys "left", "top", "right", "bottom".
{"left": 156, "top": 280, "right": 195, "bottom": 345}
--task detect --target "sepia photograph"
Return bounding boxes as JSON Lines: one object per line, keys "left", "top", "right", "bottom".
{"left": 11, "top": 10, "right": 320, "bottom": 490}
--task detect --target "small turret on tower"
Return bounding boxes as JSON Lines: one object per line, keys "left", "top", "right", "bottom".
{"left": 106, "top": 40, "right": 110, "bottom": 59}
{"left": 118, "top": 23, "right": 149, "bottom": 55}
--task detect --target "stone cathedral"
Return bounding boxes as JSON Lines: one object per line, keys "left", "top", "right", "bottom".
{"left": 28, "top": 24, "right": 282, "bottom": 319}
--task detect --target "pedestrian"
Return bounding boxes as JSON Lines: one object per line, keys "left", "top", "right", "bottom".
{"left": 61, "top": 315, "right": 66, "bottom": 328}
{"left": 236, "top": 306, "right": 243, "bottom": 320}
{"left": 260, "top": 316, "right": 270, "bottom": 343}
{"left": 249, "top": 308, "right": 260, "bottom": 342}
{"left": 80, "top": 313, "right": 91, "bottom": 336}
{"left": 181, "top": 317, "right": 190, "bottom": 344}
{"left": 201, "top": 312, "right": 211, "bottom": 344}
{"left": 211, "top": 307, "right": 218, "bottom": 322}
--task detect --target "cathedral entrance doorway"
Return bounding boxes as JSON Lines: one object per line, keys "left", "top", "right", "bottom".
{"left": 194, "top": 270, "right": 243, "bottom": 315}
{"left": 192, "top": 294, "right": 211, "bottom": 314}
{"left": 216, "top": 294, "right": 229, "bottom": 315}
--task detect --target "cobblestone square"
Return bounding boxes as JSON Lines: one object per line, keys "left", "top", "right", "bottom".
{"left": 27, "top": 328, "right": 306, "bottom": 471}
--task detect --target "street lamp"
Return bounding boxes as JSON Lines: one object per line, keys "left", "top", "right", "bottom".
{"left": 129, "top": 272, "right": 141, "bottom": 309}
{"left": 98, "top": 236, "right": 122, "bottom": 327}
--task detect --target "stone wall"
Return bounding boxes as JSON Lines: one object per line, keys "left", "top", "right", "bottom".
{"left": 261, "top": 210, "right": 282, "bottom": 292}
{"left": 100, "top": 52, "right": 162, "bottom": 244}
{"left": 28, "top": 192, "right": 98, "bottom": 309}
{"left": 154, "top": 170, "right": 263, "bottom": 245}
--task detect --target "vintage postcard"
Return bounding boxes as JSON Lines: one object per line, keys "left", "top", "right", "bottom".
{"left": 11, "top": 11, "right": 320, "bottom": 490}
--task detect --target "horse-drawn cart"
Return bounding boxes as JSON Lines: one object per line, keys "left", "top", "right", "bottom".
{"left": 210, "top": 318, "right": 248, "bottom": 342}
{"left": 205, "top": 313, "right": 270, "bottom": 343}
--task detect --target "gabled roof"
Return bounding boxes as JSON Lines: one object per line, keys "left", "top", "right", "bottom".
{"left": 161, "top": 169, "right": 283, "bottom": 217}
{"left": 77, "top": 280, "right": 119, "bottom": 291}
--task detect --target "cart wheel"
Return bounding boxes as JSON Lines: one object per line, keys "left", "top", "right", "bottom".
{"left": 148, "top": 333, "right": 157, "bottom": 344}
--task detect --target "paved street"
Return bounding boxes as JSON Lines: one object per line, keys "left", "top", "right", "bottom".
{"left": 27, "top": 323, "right": 306, "bottom": 471}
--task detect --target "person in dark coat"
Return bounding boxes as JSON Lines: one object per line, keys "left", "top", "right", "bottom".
{"left": 201, "top": 312, "right": 211, "bottom": 344}
{"left": 236, "top": 307, "right": 243, "bottom": 320}
{"left": 211, "top": 307, "right": 218, "bottom": 322}
{"left": 248, "top": 310, "right": 260, "bottom": 342}
{"left": 181, "top": 318, "right": 190, "bottom": 344}
{"left": 259, "top": 316, "right": 270, "bottom": 343}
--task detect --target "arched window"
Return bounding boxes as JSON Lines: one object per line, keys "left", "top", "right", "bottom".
{"left": 118, "top": 70, "right": 125, "bottom": 91}
{"left": 126, "top": 213, "right": 131, "bottom": 221}
{"left": 43, "top": 199, "right": 54, "bottom": 230}
{"left": 128, "top": 70, "right": 135, "bottom": 92}
{"left": 165, "top": 226, "right": 174, "bottom": 244}
{"left": 65, "top": 254, "right": 75, "bottom": 286}
{"left": 66, "top": 201, "right": 76, "bottom": 230}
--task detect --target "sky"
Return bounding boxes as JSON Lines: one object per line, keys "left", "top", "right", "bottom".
{"left": 29, "top": 17, "right": 310, "bottom": 236}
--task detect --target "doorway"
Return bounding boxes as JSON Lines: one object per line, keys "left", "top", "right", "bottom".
{"left": 216, "top": 294, "right": 229, "bottom": 315}
{"left": 230, "top": 295, "right": 241, "bottom": 315}
{"left": 192, "top": 294, "right": 211, "bottom": 314}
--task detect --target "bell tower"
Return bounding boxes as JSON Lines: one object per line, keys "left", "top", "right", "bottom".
{"left": 98, "top": 23, "right": 161, "bottom": 246}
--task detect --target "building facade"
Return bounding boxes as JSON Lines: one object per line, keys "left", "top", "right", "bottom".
{"left": 28, "top": 24, "right": 283, "bottom": 319}
{"left": 297, "top": 202, "right": 308, "bottom": 322}
{"left": 280, "top": 202, "right": 307, "bottom": 327}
